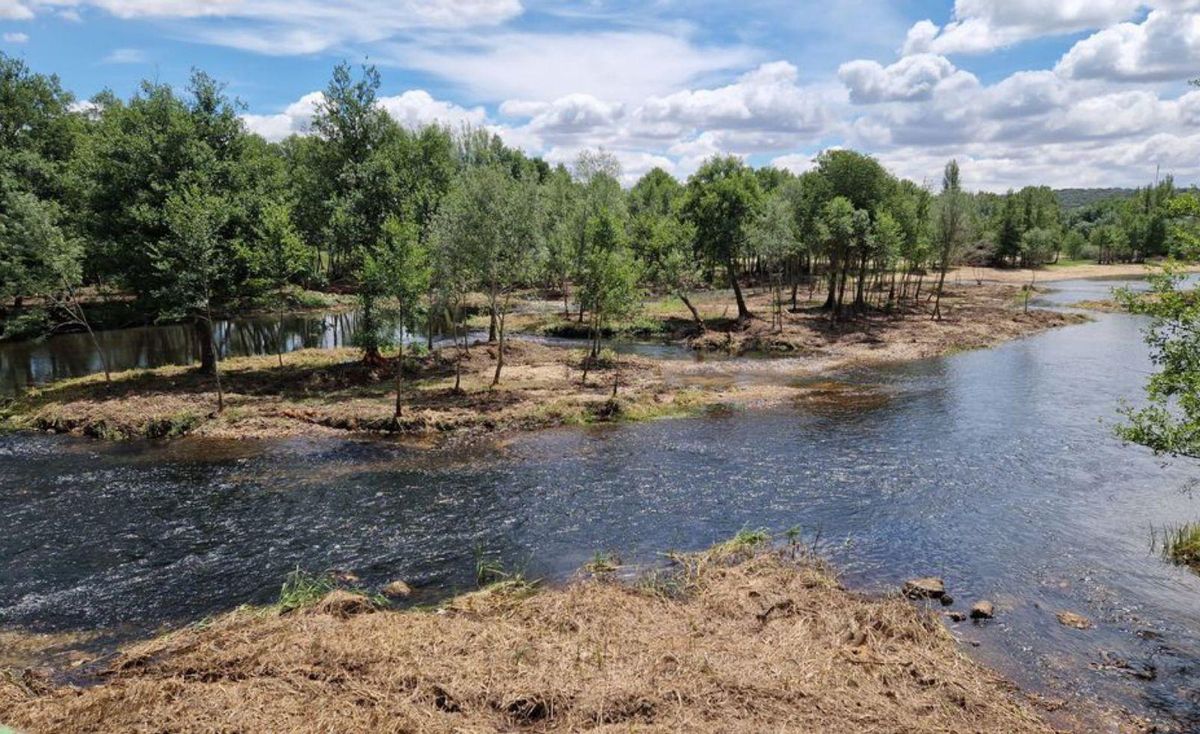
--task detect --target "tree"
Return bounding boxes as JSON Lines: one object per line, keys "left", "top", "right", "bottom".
{"left": 932, "top": 160, "right": 968, "bottom": 321}
{"left": 1116, "top": 266, "right": 1200, "bottom": 459}
{"left": 577, "top": 208, "right": 640, "bottom": 384}
{"left": 156, "top": 186, "right": 231, "bottom": 411}
{"left": 361, "top": 217, "right": 430, "bottom": 418}
{"left": 748, "top": 192, "right": 798, "bottom": 331}
{"left": 1018, "top": 227, "right": 1056, "bottom": 313}
{"left": 433, "top": 165, "right": 541, "bottom": 387}
{"left": 255, "top": 201, "right": 307, "bottom": 366}
{"left": 682, "top": 156, "right": 762, "bottom": 321}
{"left": 638, "top": 212, "right": 705, "bottom": 331}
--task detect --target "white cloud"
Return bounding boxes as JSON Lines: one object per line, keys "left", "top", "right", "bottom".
{"left": 639, "top": 62, "right": 832, "bottom": 137}
{"left": 904, "top": 0, "right": 1144, "bottom": 55}
{"left": 13, "top": 0, "right": 523, "bottom": 53}
{"left": 243, "top": 89, "right": 486, "bottom": 141}
{"left": 102, "top": 47, "right": 146, "bottom": 63}
{"left": 0, "top": 0, "right": 33, "bottom": 19}
{"left": 397, "top": 31, "right": 756, "bottom": 104}
{"left": 1057, "top": 9, "right": 1200, "bottom": 81}
{"left": 2, "top": 31, "right": 29, "bottom": 42}
{"left": 839, "top": 54, "right": 973, "bottom": 103}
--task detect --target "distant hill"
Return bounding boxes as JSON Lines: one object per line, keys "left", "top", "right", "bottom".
{"left": 1054, "top": 188, "right": 1136, "bottom": 210}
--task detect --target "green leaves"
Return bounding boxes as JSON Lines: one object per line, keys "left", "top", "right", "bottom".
{"left": 1116, "top": 265, "right": 1200, "bottom": 459}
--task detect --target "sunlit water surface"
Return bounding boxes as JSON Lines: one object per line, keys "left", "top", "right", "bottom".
{"left": 2, "top": 276, "right": 1199, "bottom": 726}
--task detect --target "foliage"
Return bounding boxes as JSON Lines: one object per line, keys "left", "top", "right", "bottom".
{"left": 1115, "top": 266, "right": 1200, "bottom": 459}
{"left": 682, "top": 156, "right": 762, "bottom": 320}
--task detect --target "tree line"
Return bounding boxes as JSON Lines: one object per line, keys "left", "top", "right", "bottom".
{"left": 6, "top": 54, "right": 1191, "bottom": 413}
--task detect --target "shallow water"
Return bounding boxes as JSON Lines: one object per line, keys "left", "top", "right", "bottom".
{"left": 2, "top": 277, "right": 1200, "bottom": 726}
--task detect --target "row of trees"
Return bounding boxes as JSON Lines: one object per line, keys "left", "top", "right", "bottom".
{"left": 1, "top": 55, "right": 987, "bottom": 412}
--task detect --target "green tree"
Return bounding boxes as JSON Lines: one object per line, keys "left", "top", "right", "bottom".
{"left": 682, "top": 156, "right": 762, "bottom": 321}
{"left": 255, "top": 201, "right": 307, "bottom": 366}
{"left": 361, "top": 217, "right": 430, "bottom": 418}
{"left": 433, "top": 165, "right": 542, "bottom": 386}
{"left": 577, "top": 208, "right": 640, "bottom": 382}
{"left": 747, "top": 192, "right": 798, "bottom": 331}
{"left": 156, "top": 186, "right": 232, "bottom": 410}
{"left": 932, "top": 160, "right": 968, "bottom": 321}
{"left": 1116, "top": 266, "right": 1200, "bottom": 458}
{"left": 638, "top": 212, "right": 705, "bottom": 331}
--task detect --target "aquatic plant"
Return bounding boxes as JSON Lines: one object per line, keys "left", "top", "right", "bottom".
{"left": 277, "top": 568, "right": 336, "bottom": 613}
{"left": 1153, "top": 523, "right": 1200, "bottom": 568}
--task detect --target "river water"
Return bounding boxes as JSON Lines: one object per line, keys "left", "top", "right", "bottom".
{"left": 2, "top": 277, "right": 1199, "bottom": 727}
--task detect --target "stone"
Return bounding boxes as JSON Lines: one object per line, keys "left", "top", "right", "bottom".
{"left": 1056, "top": 611, "right": 1093, "bottom": 630}
{"left": 970, "top": 601, "right": 995, "bottom": 620}
{"left": 903, "top": 577, "right": 945, "bottom": 600}
{"left": 382, "top": 580, "right": 413, "bottom": 599}
{"left": 940, "top": 594, "right": 955, "bottom": 607}
{"left": 381, "top": 582, "right": 415, "bottom": 599}
{"left": 947, "top": 611, "right": 967, "bottom": 622}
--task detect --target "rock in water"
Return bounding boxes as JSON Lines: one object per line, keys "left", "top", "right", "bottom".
{"left": 970, "top": 601, "right": 995, "bottom": 620}
{"left": 1056, "top": 611, "right": 1093, "bottom": 630}
{"left": 947, "top": 611, "right": 967, "bottom": 622}
{"left": 383, "top": 580, "right": 413, "bottom": 598}
{"left": 903, "top": 577, "right": 946, "bottom": 600}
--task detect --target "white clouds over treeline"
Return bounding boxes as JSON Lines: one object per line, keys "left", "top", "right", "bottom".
{"left": 7, "top": 0, "right": 1200, "bottom": 189}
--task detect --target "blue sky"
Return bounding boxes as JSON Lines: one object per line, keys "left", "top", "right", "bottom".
{"left": 2, "top": 1, "right": 1197, "bottom": 190}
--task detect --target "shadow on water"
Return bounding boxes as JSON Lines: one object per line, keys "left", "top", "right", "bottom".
{"left": 1, "top": 276, "right": 1200, "bottom": 726}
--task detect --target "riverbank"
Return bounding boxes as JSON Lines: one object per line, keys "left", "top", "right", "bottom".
{"left": 0, "top": 282, "right": 1087, "bottom": 441}
{"left": 949, "top": 260, "right": 1200, "bottom": 285}
{"left": 0, "top": 542, "right": 1055, "bottom": 733}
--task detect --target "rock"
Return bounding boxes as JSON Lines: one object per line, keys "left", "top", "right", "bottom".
{"left": 1056, "top": 611, "right": 1093, "bottom": 630}
{"left": 970, "top": 601, "right": 995, "bottom": 620}
{"left": 940, "top": 594, "right": 955, "bottom": 607}
{"left": 947, "top": 611, "right": 967, "bottom": 622}
{"left": 313, "top": 590, "right": 376, "bottom": 619}
{"left": 382, "top": 580, "right": 413, "bottom": 599}
{"left": 903, "top": 577, "right": 945, "bottom": 600}
{"left": 331, "top": 570, "right": 360, "bottom": 585}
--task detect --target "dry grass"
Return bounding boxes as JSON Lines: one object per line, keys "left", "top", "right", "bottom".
{"left": 1, "top": 282, "right": 1087, "bottom": 442}
{"left": 0, "top": 548, "right": 1053, "bottom": 734}
{"left": 684, "top": 282, "right": 1088, "bottom": 362}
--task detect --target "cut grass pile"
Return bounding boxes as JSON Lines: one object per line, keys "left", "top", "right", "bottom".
{"left": 0, "top": 544, "right": 1052, "bottom": 733}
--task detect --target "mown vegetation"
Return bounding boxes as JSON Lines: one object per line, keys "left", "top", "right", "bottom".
{"left": 0, "top": 537, "right": 1056, "bottom": 734}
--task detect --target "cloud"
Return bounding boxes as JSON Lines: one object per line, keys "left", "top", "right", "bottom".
{"left": 838, "top": 53, "right": 974, "bottom": 103}
{"left": 1056, "top": 9, "right": 1200, "bottom": 81}
{"left": 2, "top": 31, "right": 29, "bottom": 42}
{"left": 396, "top": 31, "right": 756, "bottom": 104}
{"left": 903, "top": 0, "right": 1144, "bottom": 55}
{"left": 638, "top": 62, "right": 832, "bottom": 137}
{"left": 0, "top": 0, "right": 33, "bottom": 19}
{"left": 242, "top": 89, "right": 486, "bottom": 141}
{"left": 102, "top": 47, "right": 147, "bottom": 63}
{"left": 11, "top": 0, "right": 523, "bottom": 53}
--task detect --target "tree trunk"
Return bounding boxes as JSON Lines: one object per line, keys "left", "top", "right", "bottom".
{"left": 277, "top": 301, "right": 285, "bottom": 368}
{"left": 394, "top": 338, "right": 404, "bottom": 419}
{"left": 678, "top": 292, "right": 706, "bottom": 332}
{"left": 727, "top": 257, "right": 751, "bottom": 321}
{"left": 202, "top": 308, "right": 224, "bottom": 413}
{"left": 491, "top": 312, "right": 505, "bottom": 387}
{"left": 195, "top": 317, "right": 217, "bottom": 376}
{"left": 932, "top": 267, "right": 948, "bottom": 321}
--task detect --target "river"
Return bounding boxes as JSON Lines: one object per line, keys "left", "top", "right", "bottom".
{"left": 1, "top": 277, "right": 1199, "bottom": 728}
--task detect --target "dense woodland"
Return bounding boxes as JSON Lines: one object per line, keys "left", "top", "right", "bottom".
{"left": 3, "top": 54, "right": 1200, "bottom": 390}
